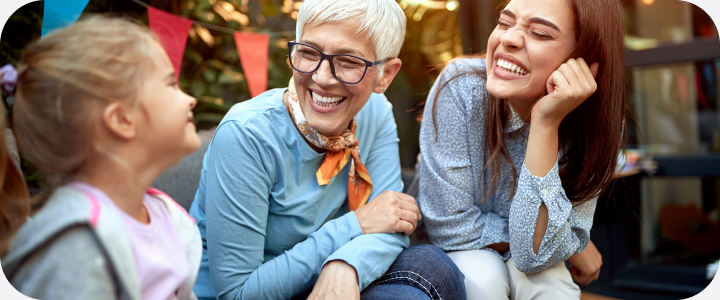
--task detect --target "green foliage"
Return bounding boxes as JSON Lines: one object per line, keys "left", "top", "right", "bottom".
{"left": 179, "top": 0, "right": 296, "bottom": 129}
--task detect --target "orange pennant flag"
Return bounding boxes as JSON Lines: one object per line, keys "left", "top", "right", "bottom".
{"left": 147, "top": 7, "right": 193, "bottom": 80}
{"left": 233, "top": 32, "right": 269, "bottom": 98}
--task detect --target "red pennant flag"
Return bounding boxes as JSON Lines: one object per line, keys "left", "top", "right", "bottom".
{"left": 233, "top": 32, "right": 269, "bottom": 98}
{"left": 148, "top": 7, "right": 193, "bottom": 80}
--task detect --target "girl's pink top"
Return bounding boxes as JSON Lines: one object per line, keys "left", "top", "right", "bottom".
{"left": 70, "top": 182, "right": 189, "bottom": 300}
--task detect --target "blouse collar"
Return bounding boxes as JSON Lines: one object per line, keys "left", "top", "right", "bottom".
{"left": 505, "top": 103, "right": 527, "bottom": 133}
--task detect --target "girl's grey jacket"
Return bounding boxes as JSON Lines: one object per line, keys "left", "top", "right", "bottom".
{"left": 2, "top": 186, "right": 202, "bottom": 300}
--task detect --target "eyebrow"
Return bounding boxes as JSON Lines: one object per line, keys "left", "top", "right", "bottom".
{"left": 165, "top": 72, "right": 176, "bottom": 81}
{"left": 500, "top": 10, "right": 562, "bottom": 33}
{"left": 299, "top": 39, "right": 363, "bottom": 56}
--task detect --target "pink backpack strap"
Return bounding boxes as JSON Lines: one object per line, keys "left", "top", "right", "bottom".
{"left": 147, "top": 188, "right": 195, "bottom": 223}
{"left": 81, "top": 192, "right": 102, "bottom": 227}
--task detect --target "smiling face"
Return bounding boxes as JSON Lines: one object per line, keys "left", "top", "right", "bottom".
{"left": 486, "top": 0, "right": 577, "bottom": 106}
{"left": 293, "top": 21, "right": 385, "bottom": 136}
{"left": 137, "top": 42, "right": 200, "bottom": 159}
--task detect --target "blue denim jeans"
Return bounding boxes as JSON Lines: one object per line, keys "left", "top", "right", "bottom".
{"left": 360, "top": 244, "right": 467, "bottom": 300}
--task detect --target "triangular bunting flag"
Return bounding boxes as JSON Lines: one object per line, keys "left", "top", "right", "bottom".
{"left": 41, "top": 0, "right": 91, "bottom": 36}
{"left": 233, "top": 32, "right": 269, "bottom": 98}
{"left": 148, "top": 7, "right": 193, "bottom": 80}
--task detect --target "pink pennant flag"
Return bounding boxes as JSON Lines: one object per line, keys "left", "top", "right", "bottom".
{"left": 233, "top": 32, "right": 269, "bottom": 98}
{"left": 148, "top": 6, "right": 193, "bottom": 80}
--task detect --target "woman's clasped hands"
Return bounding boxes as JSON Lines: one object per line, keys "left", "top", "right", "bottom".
{"left": 308, "top": 191, "right": 420, "bottom": 299}
{"left": 354, "top": 190, "right": 421, "bottom": 236}
{"left": 308, "top": 260, "right": 362, "bottom": 300}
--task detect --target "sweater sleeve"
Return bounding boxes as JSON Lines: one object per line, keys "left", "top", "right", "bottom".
{"left": 204, "top": 121, "right": 364, "bottom": 300}
{"left": 508, "top": 160, "right": 597, "bottom": 273}
{"left": 323, "top": 96, "right": 409, "bottom": 290}
{"left": 417, "top": 61, "right": 508, "bottom": 250}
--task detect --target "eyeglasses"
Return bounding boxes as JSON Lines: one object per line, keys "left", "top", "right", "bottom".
{"left": 288, "top": 41, "right": 391, "bottom": 84}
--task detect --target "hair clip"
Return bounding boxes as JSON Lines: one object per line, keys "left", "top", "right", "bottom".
{"left": 0, "top": 64, "right": 17, "bottom": 95}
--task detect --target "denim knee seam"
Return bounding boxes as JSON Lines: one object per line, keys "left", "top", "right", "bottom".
{"left": 373, "top": 270, "right": 443, "bottom": 300}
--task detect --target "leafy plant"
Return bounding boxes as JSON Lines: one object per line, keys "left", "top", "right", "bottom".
{"left": 178, "top": 0, "right": 297, "bottom": 129}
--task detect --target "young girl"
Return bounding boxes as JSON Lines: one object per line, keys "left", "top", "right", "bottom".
{"left": 417, "top": 0, "right": 624, "bottom": 299}
{"left": 2, "top": 16, "right": 203, "bottom": 300}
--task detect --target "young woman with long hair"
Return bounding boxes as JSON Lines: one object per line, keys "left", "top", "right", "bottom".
{"left": 417, "top": 0, "right": 625, "bottom": 298}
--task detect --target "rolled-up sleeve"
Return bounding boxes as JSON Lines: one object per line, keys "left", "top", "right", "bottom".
{"left": 509, "top": 160, "right": 597, "bottom": 273}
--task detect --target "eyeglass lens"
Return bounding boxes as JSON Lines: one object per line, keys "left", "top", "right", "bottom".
{"left": 290, "top": 44, "right": 368, "bottom": 84}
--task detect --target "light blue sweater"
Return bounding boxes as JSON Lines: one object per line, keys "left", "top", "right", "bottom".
{"left": 189, "top": 88, "right": 408, "bottom": 300}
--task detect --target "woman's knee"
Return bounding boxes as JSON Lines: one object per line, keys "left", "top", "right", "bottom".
{"left": 447, "top": 249, "right": 510, "bottom": 300}
{"left": 398, "top": 245, "right": 463, "bottom": 279}
{"left": 507, "top": 258, "right": 580, "bottom": 300}
{"left": 382, "top": 244, "right": 466, "bottom": 300}
{"left": 398, "top": 245, "right": 464, "bottom": 279}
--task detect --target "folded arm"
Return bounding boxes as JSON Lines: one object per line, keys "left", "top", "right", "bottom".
{"left": 320, "top": 96, "right": 409, "bottom": 291}
{"left": 509, "top": 160, "right": 597, "bottom": 273}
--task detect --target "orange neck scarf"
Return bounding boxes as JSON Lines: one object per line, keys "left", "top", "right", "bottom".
{"left": 286, "top": 79, "right": 372, "bottom": 211}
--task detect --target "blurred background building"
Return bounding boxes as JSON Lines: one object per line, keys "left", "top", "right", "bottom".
{"left": 1, "top": 0, "right": 719, "bottom": 298}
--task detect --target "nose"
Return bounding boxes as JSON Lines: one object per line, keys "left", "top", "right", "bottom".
{"left": 499, "top": 26, "right": 525, "bottom": 50}
{"left": 188, "top": 94, "right": 197, "bottom": 109}
{"left": 312, "top": 59, "right": 339, "bottom": 86}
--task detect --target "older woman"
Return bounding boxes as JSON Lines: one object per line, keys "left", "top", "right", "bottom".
{"left": 189, "top": 0, "right": 465, "bottom": 299}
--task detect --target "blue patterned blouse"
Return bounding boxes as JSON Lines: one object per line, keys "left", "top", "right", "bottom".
{"left": 417, "top": 58, "right": 596, "bottom": 273}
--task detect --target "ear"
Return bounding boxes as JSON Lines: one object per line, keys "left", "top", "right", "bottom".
{"left": 101, "top": 102, "right": 138, "bottom": 140}
{"left": 373, "top": 58, "right": 402, "bottom": 94}
{"left": 590, "top": 62, "right": 599, "bottom": 79}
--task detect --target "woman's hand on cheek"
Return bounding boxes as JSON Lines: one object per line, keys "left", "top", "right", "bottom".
{"left": 531, "top": 58, "right": 599, "bottom": 128}
{"left": 354, "top": 191, "right": 421, "bottom": 236}
{"left": 308, "top": 260, "right": 360, "bottom": 300}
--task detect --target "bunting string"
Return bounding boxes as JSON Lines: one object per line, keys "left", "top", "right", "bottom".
{"left": 128, "top": 0, "right": 295, "bottom": 38}
{"left": 131, "top": 0, "right": 292, "bottom": 96}
{"left": 41, "top": 0, "right": 292, "bottom": 97}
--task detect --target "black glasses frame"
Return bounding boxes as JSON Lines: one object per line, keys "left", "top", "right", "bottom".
{"left": 287, "top": 41, "right": 391, "bottom": 84}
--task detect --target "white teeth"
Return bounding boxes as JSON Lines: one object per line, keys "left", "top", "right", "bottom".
{"left": 311, "top": 91, "right": 344, "bottom": 107}
{"left": 497, "top": 59, "right": 527, "bottom": 75}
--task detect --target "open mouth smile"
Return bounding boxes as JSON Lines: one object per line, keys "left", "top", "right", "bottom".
{"left": 496, "top": 58, "right": 528, "bottom": 75}
{"left": 310, "top": 90, "right": 346, "bottom": 108}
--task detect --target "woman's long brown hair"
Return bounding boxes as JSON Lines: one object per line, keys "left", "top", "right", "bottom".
{"left": 432, "top": 0, "right": 626, "bottom": 204}
{"left": 0, "top": 112, "right": 30, "bottom": 257}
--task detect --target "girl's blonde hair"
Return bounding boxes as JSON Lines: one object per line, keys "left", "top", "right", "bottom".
{"left": 13, "top": 16, "right": 159, "bottom": 186}
{"left": 0, "top": 111, "right": 29, "bottom": 257}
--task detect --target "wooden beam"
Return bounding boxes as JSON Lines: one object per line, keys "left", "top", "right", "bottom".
{"left": 625, "top": 39, "right": 720, "bottom": 67}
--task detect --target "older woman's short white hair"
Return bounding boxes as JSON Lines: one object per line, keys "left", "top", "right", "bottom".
{"left": 296, "top": 0, "right": 406, "bottom": 61}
